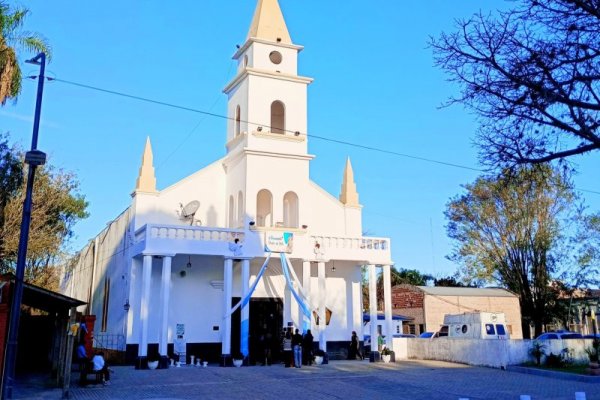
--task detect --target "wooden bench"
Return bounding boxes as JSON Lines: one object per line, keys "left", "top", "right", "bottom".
{"left": 79, "top": 362, "right": 103, "bottom": 385}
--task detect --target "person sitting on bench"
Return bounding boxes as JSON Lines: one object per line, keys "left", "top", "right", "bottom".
{"left": 92, "top": 351, "right": 110, "bottom": 385}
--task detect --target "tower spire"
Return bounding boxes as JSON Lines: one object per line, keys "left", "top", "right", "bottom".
{"left": 339, "top": 157, "right": 360, "bottom": 207}
{"left": 134, "top": 137, "right": 157, "bottom": 193}
{"left": 247, "top": 0, "right": 292, "bottom": 44}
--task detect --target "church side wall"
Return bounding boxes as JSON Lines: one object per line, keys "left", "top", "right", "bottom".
{"left": 307, "top": 182, "right": 354, "bottom": 237}
{"left": 63, "top": 207, "right": 133, "bottom": 343}
{"left": 144, "top": 159, "right": 228, "bottom": 228}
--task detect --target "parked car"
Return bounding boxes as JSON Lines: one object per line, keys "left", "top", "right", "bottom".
{"left": 536, "top": 331, "right": 583, "bottom": 340}
{"left": 363, "top": 333, "right": 415, "bottom": 347}
{"left": 419, "top": 330, "right": 448, "bottom": 339}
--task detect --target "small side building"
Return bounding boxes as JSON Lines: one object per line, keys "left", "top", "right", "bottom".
{"left": 391, "top": 285, "right": 523, "bottom": 339}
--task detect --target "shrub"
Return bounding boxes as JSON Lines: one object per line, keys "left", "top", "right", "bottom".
{"left": 545, "top": 352, "right": 564, "bottom": 368}
{"left": 529, "top": 341, "right": 546, "bottom": 366}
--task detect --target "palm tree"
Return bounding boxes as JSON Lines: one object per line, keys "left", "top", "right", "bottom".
{"left": 0, "top": 1, "right": 50, "bottom": 104}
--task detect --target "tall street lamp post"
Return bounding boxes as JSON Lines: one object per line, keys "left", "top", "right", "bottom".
{"left": 1, "top": 52, "right": 47, "bottom": 400}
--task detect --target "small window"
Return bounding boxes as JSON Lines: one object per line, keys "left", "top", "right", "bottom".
{"left": 101, "top": 277, "right": 110, "bottom": 332}
{"left": 485, "top": 324, "right": 496, "bottom": 335}
{"left": 269, "top": 51, "right": 282, "bottom": 64}
{"left": 409, "top": 325, "right": 416, "bottom": 335}
{"left": 235, "top": 106, "right": 241, "bottom": 137}
{"left": 496, "top": 324, "right": 506, "bottom": 335}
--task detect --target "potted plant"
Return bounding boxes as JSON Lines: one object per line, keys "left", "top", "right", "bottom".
{"left": 232, "top": 352, "right": 244, "bottom": 367}
{"left": 381, "top": 347, "right": 392, "bottom": 363}
{"left": 314, "top": 349, "right": 325, "bottom": 365}
{"left": 529, "top": 341, "right": 546, "bottom": 366}
{"left": 147, "top": 358, "right": 159, "bottom": 370}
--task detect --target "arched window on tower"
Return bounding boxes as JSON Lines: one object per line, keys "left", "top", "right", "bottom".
{"left": 283, "top": 191, "right": 299, "bottom": 228}
{"left": 237, "top": 191, "right": 244, "bottom": 227}
{"left": 228, "top": 195, "right": 235, "bottom": 228}
{"left": 235, "top": 105, "right": 241, "bottom": 137}
{"left": 271, "top": 101, "right": 285, "bottom": 134}
{"left": 256, "top": 189, "right": 273, "bottom": 227}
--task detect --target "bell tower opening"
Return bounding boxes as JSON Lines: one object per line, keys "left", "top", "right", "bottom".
{"left": 270, "top": 101, "right": 285, "bottom": 134}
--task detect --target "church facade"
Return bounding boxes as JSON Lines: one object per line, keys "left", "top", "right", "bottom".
{"left": 63, "top": 0, "right": 395, "bottom": 366}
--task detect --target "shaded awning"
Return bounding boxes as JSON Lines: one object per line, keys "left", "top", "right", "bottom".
{"left": 363, "top": 313, "right": 413, "bottom": 322}
{"left": 2, "top": 274, "right": 85, "bottom": 313}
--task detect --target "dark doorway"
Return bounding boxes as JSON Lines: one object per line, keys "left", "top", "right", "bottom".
{"left": 230, "top": 297, "right": 283, "bottom": 364}
{"left": 249, "top": 298, "right": 283, "bottom": 365}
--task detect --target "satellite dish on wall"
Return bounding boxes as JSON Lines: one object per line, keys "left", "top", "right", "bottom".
{"left": 179, "top": 200, "right": 201, "bottom": 226}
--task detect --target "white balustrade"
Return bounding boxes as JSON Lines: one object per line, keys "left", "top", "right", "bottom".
{"left": 135, "top": 224, "right": 244, "bottom": 244}
{"left": 311, "top": 235, "right": 390, "bottom": 252}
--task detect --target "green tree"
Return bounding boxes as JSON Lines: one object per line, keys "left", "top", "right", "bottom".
{"left": 431, "top": 0, "right": 600, "bottom": 167}
{"left": 0, "top": 140, "right": 88, "bottom": 290}
{"left": 433, "top": 275, "right": 466, "bottom": 287}
{"left": 445, "top": 165, "right": 574, "bottom": 338}
{"left": 1, "top": 1, "right": 50, "bottom": 104}
{"left": 0, "top": 132, "right": 22, "bottom": 258}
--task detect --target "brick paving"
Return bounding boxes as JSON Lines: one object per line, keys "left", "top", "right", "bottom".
{"left": 12, "top": 360, "right": 599, "bottom": 400}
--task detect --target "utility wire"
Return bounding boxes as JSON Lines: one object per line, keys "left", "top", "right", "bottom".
{"left": 48, "top": 77, "right": 480, "bottom": 172}
{"left": 43, "top": 76, "right": 600, "bottom": 195}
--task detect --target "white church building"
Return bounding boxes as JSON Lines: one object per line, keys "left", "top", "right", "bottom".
{"left": 63, "top": 0, "right": 396, "bottom": 367}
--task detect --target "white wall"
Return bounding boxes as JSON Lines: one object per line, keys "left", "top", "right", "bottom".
{"left": 393, "top": 338, "right": 596, "bottom": 368}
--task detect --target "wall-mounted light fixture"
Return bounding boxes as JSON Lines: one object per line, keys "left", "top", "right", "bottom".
{"left": 186, "top": 255, "right": 192, "bottom": 268}
{"left": 331, "top": 261, "right": 336, "bottom": 272}
{"left": 249, "top": 221, "right": 256, "bottom": 226}
{"left": 257, "top": 126, "right": 263, "bottom": 132}
{"left": 302, "top": 224, "right": 308, "bottom": 229}
{"left": 124, "top": 300, "right": 130, "bottom": 312}
{"left": 294, "top": 131, "right": 301, "bottom": 136}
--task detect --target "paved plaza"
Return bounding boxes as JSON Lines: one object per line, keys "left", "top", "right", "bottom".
{"left": 12, "top": 360, "right": 599, "bottom": 400}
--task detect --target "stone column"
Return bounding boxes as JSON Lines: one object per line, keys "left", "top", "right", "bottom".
{"left": 221, "top": 258, "right": 233, "bottom": 364}
{"left": 318, "top": 261, "right": 326, "bottom": 351}
{"left": 139, "top": 254, "right": 152, "bottom": 358}
{"left": 368, "top": 264, "right": 378, "bottom": 360}
{"left": 159, "top": 256, "right": 172, "bottom": 356}
{"left": 302, "top": 260, "right": 311, "bottom": 332}
{"left": 383, "top": 264, "right": 393, "bottom": 351}
{"left": 240, "top": 259, "right": 250, "bottom": 358}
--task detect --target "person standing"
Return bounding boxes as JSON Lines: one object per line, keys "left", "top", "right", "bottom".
{"left": 302, "top": 329, "right": 314, "bottom": 365}
{"left": 282, "top": 329, "right": 293, "bottom": 368}
{"left": 292, "top": 329, "right": 303, "bottom": 368}
{"left": 349, "top": 331, "right": 363, "bottom": 360}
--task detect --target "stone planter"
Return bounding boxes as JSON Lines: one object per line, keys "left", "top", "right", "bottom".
{"left": 381, "top": 354, "right": 391, "bottom": 363}
{"left": 233, "top": 359, "right": 243, "bottom": 368}
{"left": 147, "top": 360, "right": 159, "bottom": 370}
{"left": 314, "top": 356, "right": 324, "bottom": 365}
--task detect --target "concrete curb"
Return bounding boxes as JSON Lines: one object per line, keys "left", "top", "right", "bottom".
{"left": 508, "top": 365, "right": 600, "bottom": 383}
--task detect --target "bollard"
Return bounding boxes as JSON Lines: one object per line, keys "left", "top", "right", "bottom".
{"left": 575, "top": 393, "right": 586, "bottom": 400}
{"left": 520, "top": 396, "right": 531, "bottom": 400}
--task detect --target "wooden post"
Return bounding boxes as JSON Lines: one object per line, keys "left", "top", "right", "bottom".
{"left": 61, "top": 307, "right": 77, "bottom": 399}
{"left": 52, "top": 311, "right": 68, "bottom": 386}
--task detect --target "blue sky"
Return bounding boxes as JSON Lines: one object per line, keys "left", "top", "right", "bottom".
{"left": 2, "top": 0, "right": 598, "bottom": 278}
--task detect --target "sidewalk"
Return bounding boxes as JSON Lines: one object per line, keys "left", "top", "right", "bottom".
{"left": 12, "top": 360, "right": 600, "bottom": 400}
